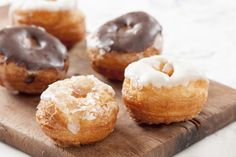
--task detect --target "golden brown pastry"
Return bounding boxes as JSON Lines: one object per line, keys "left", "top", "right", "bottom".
{"left": 36, "top": 75, "right": 119, "bottom": 147}
{"left": 122, "top": 56, "right": 209, "bottom": 124}
{"left": 10, "top": 0, "right": 85, "bottom": 48}
{"left": 0, "top": 26, "right": 68, "bottom": 94}
{"left": 87, "top": 11, "right": 163, "bottom": 81}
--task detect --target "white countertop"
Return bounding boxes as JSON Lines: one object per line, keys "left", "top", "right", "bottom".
{"left": 1, "top": 0, "right": 236, "bottom": 156}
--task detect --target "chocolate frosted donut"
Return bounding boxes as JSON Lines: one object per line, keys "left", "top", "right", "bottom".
{"left": 0, "top": 26, "right": 67, "bottom": 70}
{"left": 96, "top": 11, "right": 162, "bottom": 52}
{"left": 87, "top": 11, "right": 163, "bottom": 81}
{"left": 0, "top": 26, "right": 69, "bottom": 94}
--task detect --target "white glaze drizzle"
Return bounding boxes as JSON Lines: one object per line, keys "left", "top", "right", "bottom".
{"left": 124, "top": 55, "right": 208, "bottom": 88}
{"left": 87, "top": 34, "right": 114, "bottom": 52}
{"left": 153, "top": 33, "right": 163, "bottom": 51}
{"left": 40, "top": 75, "right": 116, "bottom": 134}
{"left": 10, "top": 0, "right": 78, "bottom": 12}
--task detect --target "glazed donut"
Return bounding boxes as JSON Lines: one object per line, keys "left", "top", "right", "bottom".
{"left": 36, "top": 75, "right": 119, "bottom": 147}
{"left": 0, "top": 26, "right": 68, "bottom": 94}
{"left": 122, "top": 56, "right": 209, "bottom": 124}
{"left": 87, "top": 11, "right": 163, "bottom": 81}
{"left": 10, "top": 0, "right": 86, "bottom": 48}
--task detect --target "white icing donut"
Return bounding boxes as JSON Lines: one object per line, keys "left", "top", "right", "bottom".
{"left": 40, "top": 75, "right": 116, "bottom": 134}
{"left": 10, "top": 0, "right": 78, "bottom": 12}
{"left": 124, "top": 55, "right": 208, "bottom": 88}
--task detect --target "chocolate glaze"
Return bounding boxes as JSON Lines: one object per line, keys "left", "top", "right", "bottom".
{"left": 96, "top": 11, "right": 162, "bottom": 53}
{"left": 0, "top": 26, "right": 67, "bottom": 70}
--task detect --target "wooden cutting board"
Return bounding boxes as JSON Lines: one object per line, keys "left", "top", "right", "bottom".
{"left": 1, "top": 5, "right": 236, "bottom": 157}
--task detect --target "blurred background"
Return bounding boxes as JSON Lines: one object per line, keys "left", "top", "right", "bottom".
{"left": 1, "top": 0, "right": 236, "bottom": 157}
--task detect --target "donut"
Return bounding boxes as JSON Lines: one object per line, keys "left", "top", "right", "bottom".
{"left": 122, "top": 56, "right": 209, "bottom": 124}
{"left": 87, "top": 11, "right": 163, "bottom": 81}
{"left": 36, "top": 75, "right": 119, "bottom": 147}
{"left": 10, "top": 0, "right": 86, "bottom": 48}
{"left": 0, "top": 26, "right": 68, "bottom": 94}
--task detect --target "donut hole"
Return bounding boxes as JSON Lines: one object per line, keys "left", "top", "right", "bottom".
{"left": 153, "top": 61, "right": 174, "bottom": 77}
{"left": 22, "top": 36, "right": 40, "bottom": 49}
{"left": 117, "top": 22, "right": 135, "bottom": 34}
{"left": 122, "top": 23, "right": 142, "bottom": 35}
{"left": 71, "top": 89, "right": 89, "bottom": 98}
{"left": 70, "top": 79, "right": 94, "bottom": 99}
{"left": 118, "top": 25, "right": 131, "bottom": 33}
{"left": 124, "top": 23, "right": 134, "bottom": 29}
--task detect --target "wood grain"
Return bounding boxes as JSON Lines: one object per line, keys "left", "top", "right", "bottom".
{"left": 0, "top": 6, "right": 236, "bottom": 157}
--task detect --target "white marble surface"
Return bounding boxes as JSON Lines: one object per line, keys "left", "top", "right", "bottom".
{"left": 1, "top": 0, "right": 236, "bottom": 156}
